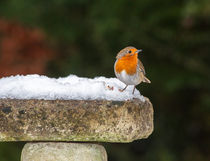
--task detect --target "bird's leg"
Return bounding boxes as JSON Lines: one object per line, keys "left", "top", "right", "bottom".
{"left": 119, "top": 85, "right": 128, "bottom": 92}
{"left": 132, "top": 86, "right": 136, "bottom": 94}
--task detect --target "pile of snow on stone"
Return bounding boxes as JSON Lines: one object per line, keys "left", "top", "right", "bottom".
{"left": 0, "top": 74, "right": 145, "bottom": 101}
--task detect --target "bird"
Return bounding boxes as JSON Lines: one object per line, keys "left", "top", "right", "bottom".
{"left": 114, "top": 46, "right": 151, "bottom": 94}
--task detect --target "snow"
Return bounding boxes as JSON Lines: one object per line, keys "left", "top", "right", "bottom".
{"left": 0, "top": 74, "right": 145, "bottom": 101}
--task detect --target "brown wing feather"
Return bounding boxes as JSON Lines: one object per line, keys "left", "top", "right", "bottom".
{"left": 138, "top": 59, "right": 151, "bottom": 83}
{"left": 138, "top": 59, "right": 145, "bottom": 75}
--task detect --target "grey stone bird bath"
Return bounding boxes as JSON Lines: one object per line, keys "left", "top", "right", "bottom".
{"left": 0, "top": 98, "right": 153, "bottom": 161}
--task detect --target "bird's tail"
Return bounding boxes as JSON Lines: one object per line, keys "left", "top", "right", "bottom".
{"left": 143, "top": 76, "right": 151, "bottom": 83}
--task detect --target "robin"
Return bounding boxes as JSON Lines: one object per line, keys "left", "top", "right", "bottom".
{"left": 114, "top": 46, "right": 151, "bottom": 94}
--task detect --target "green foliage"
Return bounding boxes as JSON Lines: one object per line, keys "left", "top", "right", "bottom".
{"left": 0, "top": 143, "right": 23, "bottom": 161}
{"left": 0, "top": 0, "right": 210, "bottom": 161}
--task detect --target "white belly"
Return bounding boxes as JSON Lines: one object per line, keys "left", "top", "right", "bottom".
{"left": 115, "top": 70, "right": 142, "bottom": 85}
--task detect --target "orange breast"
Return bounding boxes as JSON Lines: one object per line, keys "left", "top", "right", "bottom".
{"left": 115, "top": 55, "right": 138, "bottom": 75}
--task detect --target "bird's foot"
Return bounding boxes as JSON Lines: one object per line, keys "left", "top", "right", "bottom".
{"left": 119, "top": 85, "right": 128, "bottom": 92}
{"left": 118, "top": 88, "right": 125, "bottom": 92}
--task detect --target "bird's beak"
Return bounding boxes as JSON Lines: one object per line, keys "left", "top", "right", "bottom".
{"left": 136, "top": 49, "right": 142, "bottom": 54}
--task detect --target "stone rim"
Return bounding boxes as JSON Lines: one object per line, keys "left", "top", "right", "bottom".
{"left": 0, "top": 98, "right": 153, "bottom": 143}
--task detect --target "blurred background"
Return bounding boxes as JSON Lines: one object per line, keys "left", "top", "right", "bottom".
{"left": 0, "top": 0, "right": 210, "bottom": 161}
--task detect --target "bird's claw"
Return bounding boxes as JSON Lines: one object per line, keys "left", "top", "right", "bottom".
{"left": 118, "top": 88, "right": 124, "bottom": 92}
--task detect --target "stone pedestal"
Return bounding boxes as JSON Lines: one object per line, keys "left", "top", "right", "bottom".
{"left": 0, "top": 99, "right": 153, "bottom": 142}
{"left": 21, "top": 142, "right": 107, "bottom": 161}
{"left": 0, "top": 98, "right": 154, "bottom": 161}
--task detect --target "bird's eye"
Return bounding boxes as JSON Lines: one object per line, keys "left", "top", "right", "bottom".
{"left": 128, "top": 50, "right": 132, "bottom": 53}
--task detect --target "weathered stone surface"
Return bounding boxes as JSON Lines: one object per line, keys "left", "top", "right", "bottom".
{"left": 0, "top": 98, "right": 153, "bottom": 142}
{"left": 21, "top": 142, "right": 107, "bottom": 161}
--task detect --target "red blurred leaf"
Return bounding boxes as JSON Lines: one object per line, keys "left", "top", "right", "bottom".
{"left": 0, "top": 18, "right": 55, "bottom": 77}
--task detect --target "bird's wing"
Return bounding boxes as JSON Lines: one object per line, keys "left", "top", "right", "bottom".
{"left": 138, "top": 59, "right": 146, "bottom": 75}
